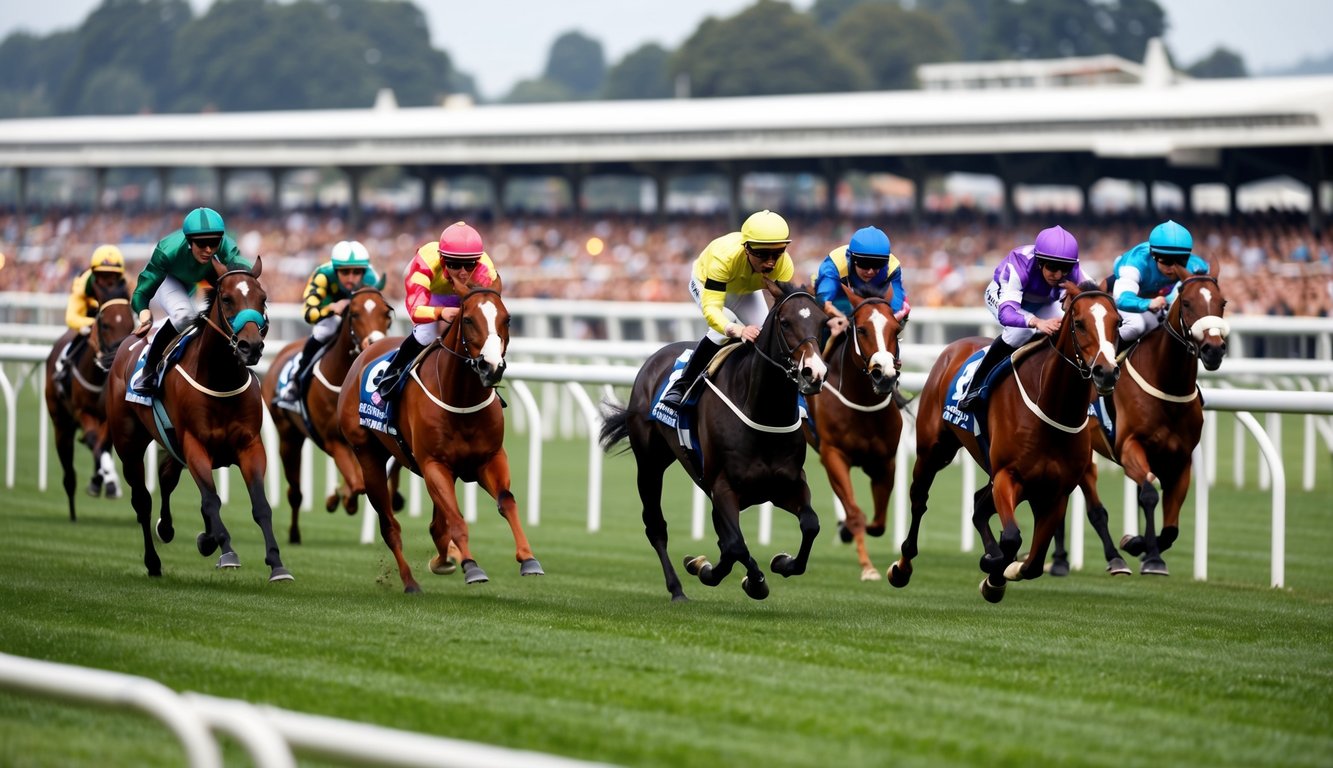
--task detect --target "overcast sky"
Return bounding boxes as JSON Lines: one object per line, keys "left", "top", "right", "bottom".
{"left": 5, "top": 0, "right": 1333, "bottom": 100}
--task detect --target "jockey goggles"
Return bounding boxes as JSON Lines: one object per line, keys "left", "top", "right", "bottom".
{"left": 443, "top": 257, "right": 478, "bottom": 271}
{"left": 1151, "top": 250, "right": 1188, "bottom": 266}
{"left": 190, "top": 236, "right": 222, "bottom": 250}
{"left": 1036, "top": 258, "right": 1073, "bottom": 274}
{"left": 850, "top": 255, "right": 889, "bottom": 271}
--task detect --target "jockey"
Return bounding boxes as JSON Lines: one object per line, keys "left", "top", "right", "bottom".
{"left": 55, "top": 244, "right": 129, "bottom": 391}
{"left": 375, "top": 222, "right": 501, "bottom": 398}
{"left": 812, "top": 225, "right": 910, "bottom": 340}
{"left": 957, "top": 224, "right": 1086, "bottom": 412}
{"left": 659, "top": 209, "right": 807, "bottom": 410}
{"left": 1110, "top": 219, "right": 1210, "bottom": 346}
{"left": 276, "top": 240, "right": 385, "bottom": 405}
{"left": 130, "top": 207, "right": 251, "bottom": 397}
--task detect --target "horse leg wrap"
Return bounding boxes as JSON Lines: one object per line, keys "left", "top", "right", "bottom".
{"left": 1159, "top": 526, "right": 1178, "bottom": 551}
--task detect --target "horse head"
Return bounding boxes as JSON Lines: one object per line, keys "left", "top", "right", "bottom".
{"left": 452, "top": 288, "right": 509, "bottom": 388}
{"left": 345, "top": 287, "right": 394, "bottom": 355}
{"left": 90, "top": 282, "right": 134, "bottom": 372}
{"left": 207, "top": 255, "right": 268, "bottom": 367}
{"left": 1060, "top": 280, "right": 1121, "bottom": 396}
{"left": 761, "top": 279, "right": 827, "bottom": 396}
{"left": 1171, "top": 271, "right": 1230, "bottom": 371}
{"left": 841, "top": 283, "right": 901, "bottom": 396}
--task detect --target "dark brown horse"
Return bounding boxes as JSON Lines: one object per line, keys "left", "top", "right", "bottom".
{"left": 804, "top": 285, "right": 904, "bottom": 581}
{"left": 599, "top": 280, "right": 828, "bottom": 602}
{"left": 337, "top": 288, "right": 541, "bottom": 593}
{"left": 1066, "top": 271, "right": 1229, "bottom": 576}
{"left": 891, "top": 281, "right": 1120, "bottom": 602}
{"left": 105, "top": 257, "right": 290, "bottom": 581}
{"left": 43, "top": 283, "right": 135, "bottom": 520}
{"left": 261, "top": 287, "right": 394, "bottom": 543}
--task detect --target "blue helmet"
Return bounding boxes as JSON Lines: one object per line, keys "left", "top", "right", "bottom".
{"left": 1034, "top": 225, "right": 1079, "bottom": 263}
{"left": 1148, "top": 220, "right": 1193, "bottom": 261}
{"left": 182, "top": 207, "right": 225, "bottom": 238}
{"left": 847, "top": 226, "right": 891, "bottom": 263}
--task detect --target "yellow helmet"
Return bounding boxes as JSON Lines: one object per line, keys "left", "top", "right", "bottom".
{"left": 90, "top": 244, "right": 125, "bottom": 274}
{"left": 740, "top": 210, "right": 791, "bottom": 246}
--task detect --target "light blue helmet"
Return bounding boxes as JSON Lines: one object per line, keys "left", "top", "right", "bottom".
{"left": 182, "top": 207, "right": 225, "bottom": 238}
{"left": 847, "top": 226, "right": 891, "bottom": 262}
{"left": 1148, "top": 220, "right": 1193, "bottom": 262}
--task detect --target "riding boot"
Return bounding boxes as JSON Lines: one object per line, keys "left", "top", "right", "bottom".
{"left": 376, "top": 334, "right": 427, "bottom": 398}
{"left": 659, "top": 337, "right": 722, "bottom": 408}
{"left": 132, "top": 321, "right": 178, "bottom": 397}
{"left": 281, "top": 335, "right": 323, "bottom": 403}
{"left": 958, "top": 338, "right": 1016, "bottom": 412}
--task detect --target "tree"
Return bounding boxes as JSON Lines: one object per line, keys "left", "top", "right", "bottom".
{"left": 1102, "top": 0, "right": 1168, "bottom": 62}
{"left": 916, "top": 0, "right": 997, "bottom": 61}
{"left": 1187, "top": 47, "right": 1248, "bottom": 79}
{"left": 833, "top": 4, "right": 959, "bottom": 90}
{"left": 329, "top": 0, "right": 457, "bottom": 105}
{"left": 603, "top": 43, "right": 673, "bottom": 100}
{"left": 544, "top": 30, "right": 606, "bottom": 99}
{"left": 77, "top": 67, "right": 155, "bottom": 115}
{"left": 671, "top": 0, "right": 870, "bottom": 98}
{"left": 57, "top": 0, "right": 193, "bottom": 113}
{"left": 809, "top": 0, "right": 875, "bottom": 28}
{"left": 504, "top": 78, "right": 575, "bottom": 104}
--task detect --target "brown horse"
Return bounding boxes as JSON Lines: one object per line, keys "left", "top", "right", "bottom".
{"left": 337, "top": 288, "right": 541, "bottom": 593}
{"left": 1065, "top": 272, "right": 1229, "bottom": 576}
{"left": 105, "top": 257, "right": 291, "bottom": 581}
{"left": 43, "top": 283, "right": 135, "bottom": 520}
{"left": 261, "top": 287, "right": 394, "bottom": 543}
{"left": 891, "top": 281, "right": 1120, "bottom": 602}
{"left": 599, "top": 280, "right": 828, "bottom": 602}
{"left": 804, "top": 285, "right": 904, "bottom": 581}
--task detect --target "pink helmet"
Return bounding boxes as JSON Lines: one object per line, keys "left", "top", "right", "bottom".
{"left": 438, "top": 222, "right": 484, "bottom": 260}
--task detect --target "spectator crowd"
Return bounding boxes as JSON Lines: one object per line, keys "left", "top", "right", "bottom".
{"left": 2, "top": 206, "right": 1331, "bottom": 319}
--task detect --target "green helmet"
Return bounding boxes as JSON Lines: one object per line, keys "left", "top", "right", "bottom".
{"left": 182, "top": 207, "right": 226, "bottom": 238}
{"left": 330, "top": 240, "right": 371, "bottom": 269}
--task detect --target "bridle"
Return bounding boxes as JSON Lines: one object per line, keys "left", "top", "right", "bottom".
{"left": 1162, "top": 275, "right": 1228, "bottom": 359}
{"left": 201, "top": 269, "right": 269, "bottom": 358}
{"left": 842, "top": 296, "right": 900, "bottom": 378}
{"left": 434, "top": 289, "right": 507, "bottom": 379}
{"left": 343, "top": 287, "right": 388, "bottom": 357}
{"left": 752, "top": 290, "right": 822, "bottom": 384}
{"left": 1047, "top": 289, "right": 1115, "bottom": 380}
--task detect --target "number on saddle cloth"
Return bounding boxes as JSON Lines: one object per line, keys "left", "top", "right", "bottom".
{"left": 942, "top": 345, "right": 1015, "bottom": 434}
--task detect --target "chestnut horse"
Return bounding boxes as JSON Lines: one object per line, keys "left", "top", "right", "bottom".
{"left": 599, "top": 280, "right": 828, "bottom": 602}
{"left": 803, "top": 285, "right": 904, "bottom": 581}
{"left": 337, "top": 288, "right": 542, "bottom": 593}
{"left": 891, "top": 281, "right": 1120, "bottom": 602}
{"left": 106, "top": 257, "right": 291, "bottom": 581}
{"left": 261, "top": 287, "right": 394, "bottom": 543}
{"left": 1064, "top": 272, "right": 1229, "bottom": 576}
{"left": 43, "top": 283, "right": 135, "bottom": 520}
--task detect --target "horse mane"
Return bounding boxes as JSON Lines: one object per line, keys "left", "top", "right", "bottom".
{"left": 192, "top": 285, "right": 220, "bottom": 331}
{"left": 92, "top": 279, "right": 130, "bottom": 304}
{"left": 847, "top": 282, "right": 882, "bottom": 301}
{"left": 773, "top": 280, "right": 807, "bottom": 298}
{"left": 1076, "top": 279, "right": 1100, "bottom": 292}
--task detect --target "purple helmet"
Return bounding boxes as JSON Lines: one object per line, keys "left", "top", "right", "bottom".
{"left": 1033, "top": 225, "right": 1079, "bottom": 263}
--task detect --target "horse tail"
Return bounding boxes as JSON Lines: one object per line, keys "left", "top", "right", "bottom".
{"left": 598, "top": 401, "right": 631, "bottom": 454}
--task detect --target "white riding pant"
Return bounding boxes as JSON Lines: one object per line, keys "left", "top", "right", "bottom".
{"left": 983, "top": 281, "right": 1061, "bottom": 347}
{"left": 687, "top": 276, "right": 767, "bottom": 344}
{"left": 154, "top": 276, "right": 200, "bottom": 329}
{"left": 312, "top": 315, "right": 340, "bottom": 343}
{"left": 1118, "top": 309, "right": 1161, "bottom": 342}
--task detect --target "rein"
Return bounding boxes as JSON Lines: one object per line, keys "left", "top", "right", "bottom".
{"left": 180, "top": 269, "right": 265, "bottom": 399}
{"left": 1163, "top": 275, "right": 1229, "bottom": 358}
{"left": 751, "top": 291, "right": 821, "bottom": 383}
{"left": 1046, "top": 289, "right": 1114, "bottom": 380}
{"left": 824, "top": 297, "right": 896, "bottom": 412}
{"left": 1017, "top": 289, "right": 1115, "bottom": 432}
{"left": 418, "top": 289, "right": 505, "bottom": 413}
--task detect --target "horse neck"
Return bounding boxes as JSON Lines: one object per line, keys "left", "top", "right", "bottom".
{"left": 831, "top": 333, "right": 881, "bottom": 399}
{"left": 1133, "top": 322, "right": 1198, "bottom": 394}
{"left": 321, "top": 317, "right": 356, "bottom": 379}
{"left": 739, "top": 330, "right": 797, "bottom": 421}
{"left": 187, "top": 315, "right": 250, "bottom": 390}
{"left": 1029, "top": 325, "right": 1093, "bottom": 423}
{"left": 429, "top": 323, "right": 489, "bottom": 401}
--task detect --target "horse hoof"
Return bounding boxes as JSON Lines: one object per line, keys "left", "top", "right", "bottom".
{"left": 404, "top": 583, "right": 422, "bottom": 594}
{"left": 391, "top": 492, "right": 406, "bottom": 512}
{"left": 1106, "top": 557, "right": 1132, "bottom": 576}
{"left": 520, "top": 558, "right": 545, "bottom": 576}
{"left": 837, "top": 522, "right": 853, "bottom": 544}
{"left": 1141, "top": 558, "right": 1169, "bottom": 576}
{"left": 429, "top": 555, "right": 458, "bottom": 576}
{"left": 324, "top": 494, "right": 339, "bottom": 513}
{"left": 865, "top": 524, "right": 886, "bottom": 538}
{"left": 156, "top": 519, "right": 175, "bottom": 544}
{"left": 85, "top": 482, "right": 101, "bottom": 498}
{"left": 196, "top": 532, "right": 217, "bottom": 556}
{"left": 979, "top": 552, "right": 1005, "bottom": 576}
{"left": 216, "top": 551, "right": 241, "bottom": 569}
{"left": 1003, "top": 561, "right": 1024, "bottom": 581}
{"left": 670, "top": 593, "right": 690, "bottom": 603}
{"left": 1119, "top": 534, "right": 1146, "bottom": 557}
{"left": 103, "top": 481, "right": 122, "bottom": 499}
{"left": 770, "top": 552, "right": 799, "bottom": 577}
{"left": 887, "top": 562, "right": 912, "bottom": 588}
{"left": 269, "top": 567, "right": 294, "bottom": 582}
{"left": 683, "top": 555, "right": 709, "bottom": 577}
{"left": 860, "top": 567, "right": 880, "bottom": 582}
{"left": 463, "top": 560, "right": 489, "bottom": 584}
{"left": 979, "top": 576, "right": 1007, "bottom": 603}
{"left": 1048, "top": 558, "right": 1070, "bottom": 577}
{"left": 741, "top": 575, "right": 769, "bottom": 600}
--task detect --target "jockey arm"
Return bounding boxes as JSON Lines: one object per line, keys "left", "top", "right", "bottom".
{"left": 1111, "top": 264, "right": 1157, "bottom": 313}
{"left": 886, "top": 262, "right": 910, "bottom": 318}
{"left": 65, "top": 273, "right": 95, "bottom": 334}
{"left": 301, "top": 270, "right": 336, "bottom": 324}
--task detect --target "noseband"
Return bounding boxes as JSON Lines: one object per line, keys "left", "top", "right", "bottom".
{"left": 201, "top": 269, "right": 268, "bottom": 356}
{"left": 436, "top": 289, "right": 506, "bottom": 377}
{"left": 1047, "top": 290, "right": 1115, "bottom": 380}
{"left": 1163, "top": 275, "right": 1227, "bottom": 359}
{"left": 843, "top": 297, "right": 899, "bottom": 377}
{"left": 753, "top": 291, "right": 822, "bottom": 383}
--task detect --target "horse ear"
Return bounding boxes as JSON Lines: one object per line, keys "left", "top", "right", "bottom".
{"left": 211, "top": 255, "right": 227, "bottom": 279}
{"left": 841, "top": 283, "right": 864, "bottom": 309}
{"left": 251, "top": 254, "right": 263, "bottom": 278}
{"left": 762, "top": 277, "right": 782, "bottom": 304}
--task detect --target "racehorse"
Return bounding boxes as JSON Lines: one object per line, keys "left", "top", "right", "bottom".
{"left": 803, "top": 284, "right": 904, "bottom": 581}
{"left": 261, "top": 287, "right": 394, "bottom": 543}
{"left": 43, "top": 282, "right": 135, "bottom": 520}
{"left": 599, "top": 279, "right": 829, "bottom": 602}
{"left": 105, "top": 256, "right": 291, "bottom": 581}
{"left": 890, "top": 281, "right": 1120, "bottom": 602}
{"left": 337, "top": 287, "right": 542, "bottom": 593}
{"left": 1064, "top": 271, "right": 1229, "bottom": 576}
